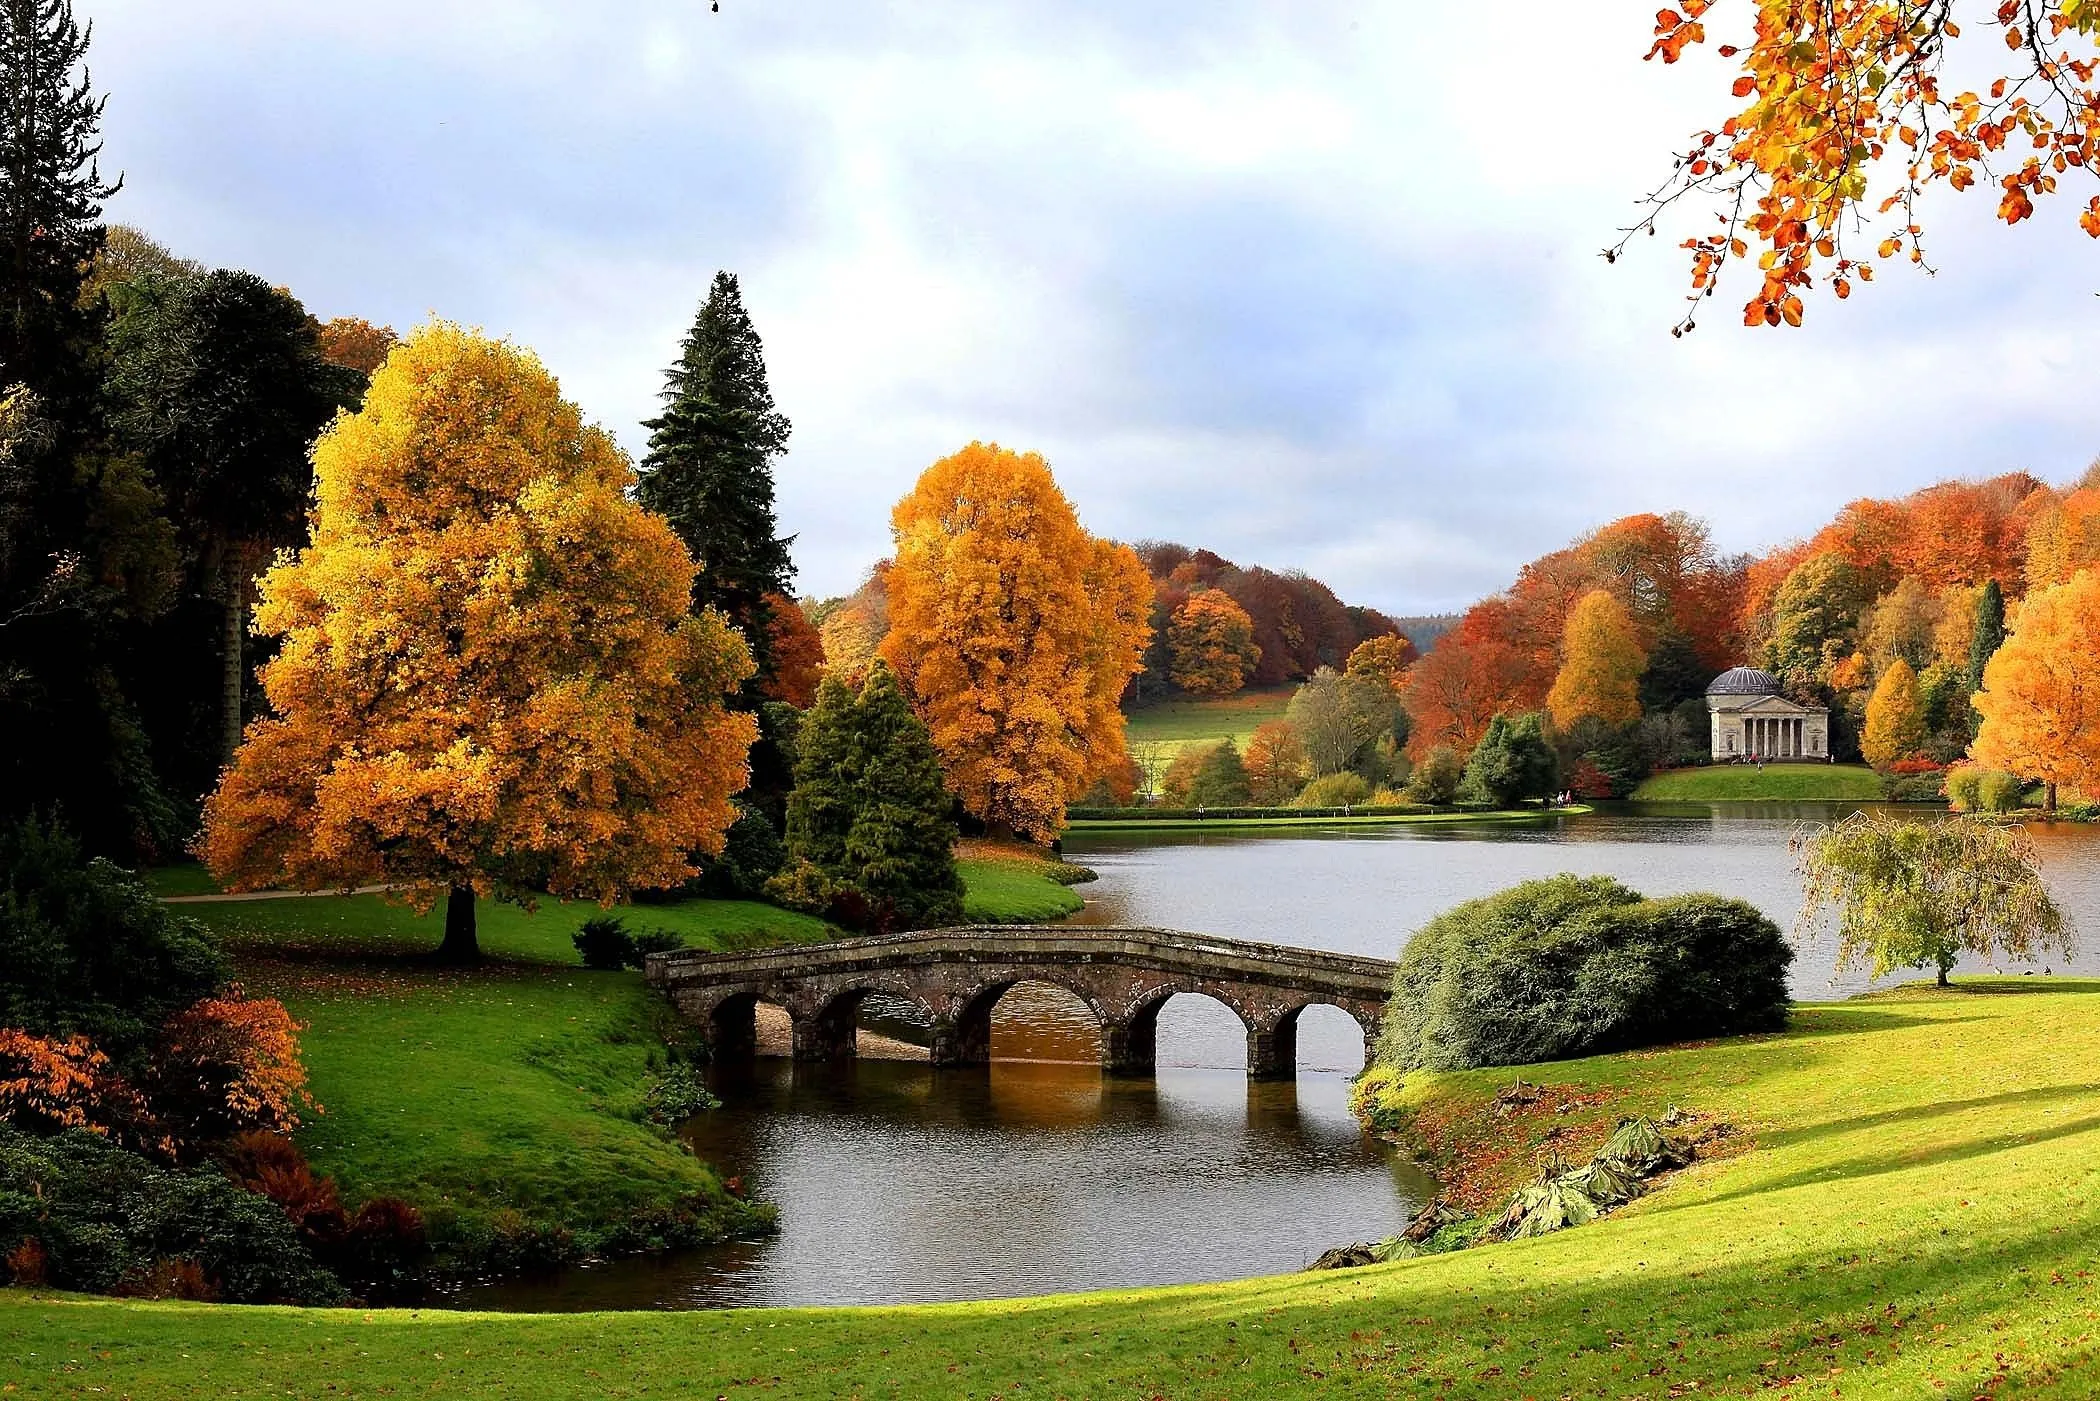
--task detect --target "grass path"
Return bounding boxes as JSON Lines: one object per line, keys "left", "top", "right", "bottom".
{"left": 8, "top": 980, "right": 2098, "bottom": 1397}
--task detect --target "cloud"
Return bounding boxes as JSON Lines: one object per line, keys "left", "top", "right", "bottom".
{"left": 85, "top": 0, "right": 2100, "bottom": 613}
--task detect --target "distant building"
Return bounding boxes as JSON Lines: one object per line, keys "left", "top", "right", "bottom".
{"left": 1705, "top": 667, "right": 1829, "bottom": 761}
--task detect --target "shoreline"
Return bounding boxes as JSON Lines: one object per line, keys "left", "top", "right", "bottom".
{"left": 1065, "top": 804, "right": 1591, "bottom": 833}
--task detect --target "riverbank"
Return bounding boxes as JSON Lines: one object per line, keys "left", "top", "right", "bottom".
{"left": 957, "top": 839, "right": 1091, "bottom": 921}
{"left": 1631, "top": 761, "right": 1885, "bottom": 801}
{"left": 174, "top": 888, "right": 836, "bottom": 1274}
{"left": 1066, "top": 804, "right": 1590, "bottom": 832}
{"left": 11, "top": 978, "right": 2094, "bottom": 1396}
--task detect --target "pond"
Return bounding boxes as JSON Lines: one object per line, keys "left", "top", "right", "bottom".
{"left": 451, "top": 801, "right": 2100, "bottom": 1312}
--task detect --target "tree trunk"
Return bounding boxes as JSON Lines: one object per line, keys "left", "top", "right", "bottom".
{"left": 1936, "top": 950, "right": 1954, "bottom": 988}
{"left": 2047, "top": 782, "right": 2059, "bottom": 818}
{"left": 221, "top": 574, "right": 245, "bottom": 766}
{"left": 437, "top": 885, "right": 480, "bottom": 964}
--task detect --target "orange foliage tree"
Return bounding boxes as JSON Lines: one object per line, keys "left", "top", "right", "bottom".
{"left": 760, "top": 593, "right": 825, "bottom": 708}
{"left": 0, "top": 1030, "right": 148, "bottom": 1143}
{"left": 316, "top": 317, "right": 398, "bottom": 376}
{"left": 880, "top": 443, "right": 1150, "bottom": 840}
{"left": 199, "top": 324, "right": 758, "bottom": 962}
{"left": 1167, "top": 588, "right": 1260, "bottom": 696}
{"left": 1243, "top": 720, "right": 1308, "bottom": 806}
{"left": 818, "top": 564, "right": 889, "bottom": 686}
{"left": 145, "top": 992, "right": 314, "bottom": 1148}
{"left": 1547, "top": 590, "right": 1648, "bottom": 731}
{"left": 1402, "top": 600, "right": 1536, "bottom": 758}
{"left": 1972, "top": 570, "right": 2100, "bottom": 811}
{"left": 1629, "top": 1, "right": 2100, "bottom": 330}
{"left": 1861, "top": 658, "right": 1927, "bottom": 769}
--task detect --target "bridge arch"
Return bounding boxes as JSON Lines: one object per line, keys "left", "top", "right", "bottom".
{"left": 1249, "top": 1000, "right": 1382, "bottom": 1079}
{"left": 793, "top": 978, "right": 942, "bottom": 1063}
{"left": 938, "top": 975, "right": 1114, "bottom": 1069}
{"left": 1115, "top": 984, "right": 1253, "bottom": 1076}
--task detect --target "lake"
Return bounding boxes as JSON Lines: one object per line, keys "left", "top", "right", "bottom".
{"left": 451, "top": 802, "right": 2100, "bottom": 1312}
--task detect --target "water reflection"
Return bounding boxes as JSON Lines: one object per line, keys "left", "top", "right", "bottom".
{"left": 451, "top": 1055, "right": 1425, "bottom": 1311}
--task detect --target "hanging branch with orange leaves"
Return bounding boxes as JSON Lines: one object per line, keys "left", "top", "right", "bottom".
{"left": 1611, "top": 0, "right": 2100, "bottom": 331}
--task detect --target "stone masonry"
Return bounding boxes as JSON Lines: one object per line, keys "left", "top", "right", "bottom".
{"left": 645, "top": 925, "right": 1396, "bottom": 1080}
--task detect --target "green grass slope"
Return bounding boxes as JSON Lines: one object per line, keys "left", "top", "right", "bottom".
{"left": 9, "top": 981, "right": 2098, "bottom": 1397}
{"left": 1124, "top": 686, "right": 1293, "bottom": 760}
{"left": 958, "top": 854, "right": 1086, "bottom": 922}
{"left": 179, "top": 890, "right": 832, "bottom": 1255}
{"left": 1633, "top": 762, "right": 1887, "bottom": 802}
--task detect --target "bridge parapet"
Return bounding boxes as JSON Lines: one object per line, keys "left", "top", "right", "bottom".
{"left": 647, "top": 925, "right": 1396, "bottom": 1080}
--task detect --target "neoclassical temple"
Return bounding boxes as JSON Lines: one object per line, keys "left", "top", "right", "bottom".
{"left": 1705, "top": 666, "right": 1829, "bottom": 761}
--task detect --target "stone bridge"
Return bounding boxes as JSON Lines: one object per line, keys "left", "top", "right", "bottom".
{"left": 645, "top": 925, "right": 1396, "bottom": 1079}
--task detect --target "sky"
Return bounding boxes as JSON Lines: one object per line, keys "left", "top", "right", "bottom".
{"left": 85, "top": 1, "right": 2100, "bottom": 614}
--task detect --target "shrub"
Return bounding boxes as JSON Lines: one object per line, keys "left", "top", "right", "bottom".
{"left": 628, "top": 928, "right": 687, "bottom": 964}
{"left": 1977, "top": 769, "right": 2027, "bottom": 813}
{"left": 1404, "top": 745, "right": 1463, "bottom": 805}
{"left": 0, "top": 1029, "right": 153, "bottom": 1146}
{"left": 763, "top": 858, "right": 838, "bottom": 917}
{"left": 1296, "top": 772, "right": 1372, "bottom": 808}
{"left": 0, "top": 817, "right": 223, "bottom": 1065}
{"left": 1379, "top": 876, "right": 1792, "bottom": 1072}
{"left": 220, "top": 1132, "right": 427, "bottom": 1303}
{"left": 1945, "top": 765, "right": 1983, "bottom": 812}
{"left": 643, "top": 1064, "right": 721, "bottom": 1124}
{"left": 143, "top": 992, "right": 312, "bottom": 1150}
{"left": 0, "top": 1124, "right": 342, "bottom": 1303}
{"left": 573, "top": 916, "right": 635, "bottom": 971}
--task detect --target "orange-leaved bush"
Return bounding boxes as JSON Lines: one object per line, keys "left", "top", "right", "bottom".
{"left": 880, "top": 443, "right": 1150, "bottom": 840}
{"left": 0, "top": 1029, "right": 149, "bottom": 1143}
{"left": 1167, "top": 588, "right": 1260, "bottom": 697}
{"left": 1972, "top": 569, "right": 2100, "bottom": 811}
{"left": 1547, "top": 590, "right": 1647, "bottom": 731}
{"left": 144, "top": 992, "right": 313, "bottom": 1146}
{"left": 199, "top": 324, "right": 757, "bottom": 961}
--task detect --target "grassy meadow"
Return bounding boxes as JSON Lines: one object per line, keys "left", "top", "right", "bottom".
{"left": 1123, "top": 686, "right": 1294, "bottom": 761}
{"left": 9, "top": 978, "right": 2099, "bottom": 1397}
{"left": 1632, "top": 762, "right": 1887, "bottom": 802}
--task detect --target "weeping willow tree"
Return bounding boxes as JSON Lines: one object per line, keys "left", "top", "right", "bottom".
{"left": 1792, "top": 813, "right": 2071, "bottom": 988}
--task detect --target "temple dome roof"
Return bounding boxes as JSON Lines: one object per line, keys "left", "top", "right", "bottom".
{"left": 1706, "top": 666, "right": 1782, "bottom": 697}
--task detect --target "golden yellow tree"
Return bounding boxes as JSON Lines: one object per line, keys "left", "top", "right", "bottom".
{"left": 880, "top": 442, "right": 1149, "bottom": 840}
{"left": 1861, "top": 658, "right": 1926, "bottom": 770}
{"left": 1546, "top": 590, "right": 1647, "bottom": 730}
{"left": 1972, "top": 569, "right": 2100, "bottom": 812}
{"left": 1167, "top": 588, "right": 1259, "bottom": 696}
{"left": 199, "top": 324, "right": 757, "bottom": 962}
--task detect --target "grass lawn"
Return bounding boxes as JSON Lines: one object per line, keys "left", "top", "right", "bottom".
{"left": 1067, "top": 805, "right": 1590, "bottom": 832}
{"left": 957, "top": 844, "right": 1087, "bottom": 922}
{"left": 168, "top": 887, "right": 834, "bottom": 1262}
{"left": 1124, "top": 685, "right": 1294, "bottom": 760}
{"left": 10, "top": 979, "right": 2099, "bottom": 1397}
{"left": 1632, "top": 762, "right": 1888, "bottom": 802}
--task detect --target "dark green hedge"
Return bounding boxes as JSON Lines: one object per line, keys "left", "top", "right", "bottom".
{"left": 1066, "top": 803, "right": 1454, "bottom": 822}
{"left": 1378, "top": 875, "right": 1793, "bottom": 1072}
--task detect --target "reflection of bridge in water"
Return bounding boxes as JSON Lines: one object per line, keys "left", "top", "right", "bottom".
{"left": 646, "top": 926, "right": 1396, "bottom": 1079}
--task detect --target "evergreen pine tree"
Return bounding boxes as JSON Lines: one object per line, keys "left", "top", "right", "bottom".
{"left": 0, "top": 0, "right": 119, "bottom": 410}
{"left": 1967, "top": 578, "right": 2006, "bottom": 695}
{"left": 635, "top": 272, "right": 794, "bottom": 682}
{"left": 1460, "top": 712, "right": 1559, "bottom": 807}
{"left": 1187, "top": 739, "right": 1252, "bottom": 807}
{"left": 782, "top": 676, "right": 858, "bottom": 875}
{"left": 842, "top": 662, "right": 962, "bottom": 930}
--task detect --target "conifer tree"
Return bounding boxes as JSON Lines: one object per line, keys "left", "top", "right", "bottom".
{"left": 1460, "top": 712, "right": 1558, "bottom": 807}
{"left": 635, "top": 271, "right": 794, "bottom": 678}
{"left": 843, "top": 663, "right": 962, "bottom": 929}
{"left": 782, "top": 676, "right": 859, "bottom": 875}
{"left": 1967, "top": 578, "right": 2006, "bottom": 696}
{"left": 0, "top": 0, "right": 118, "bottom": 408}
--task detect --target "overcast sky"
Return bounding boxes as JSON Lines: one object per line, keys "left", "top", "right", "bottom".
{"left": 87, "top": 2, "right": 2100, "bottom": 614}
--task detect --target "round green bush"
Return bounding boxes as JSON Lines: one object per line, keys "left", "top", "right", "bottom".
{"left": 1378, "top": 875, "right": 1793, "bottom": 1072}
{"left": 1295, "top": 772, "right": 1372, "bottom": 808}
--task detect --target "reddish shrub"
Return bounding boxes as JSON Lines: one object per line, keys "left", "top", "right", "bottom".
{"left": 146, "top": 991, "right": 314, "bottom": 1150}
{"left": 115, "top": 1257, "right": 220, "bottom": 1302}
{"left": 5, "top": 1238, "right": 48, "bottom": 1286}
{"left": 338, "top": 1197, "right": 429, "bottom": 1303}
{"left": 221, "top": 1131, "right": 346, "bottom": 1242}
{"left": 1568, "top": 758, "right": 1615, "bottom": 800}
{"left": 0, "top": 1029, "right": 157, "bottom": 1148}
{"left": 1888, "top": 757, "right": 1945, "bottom": 775}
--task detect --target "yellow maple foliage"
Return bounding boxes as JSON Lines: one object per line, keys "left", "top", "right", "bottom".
{"left": 199, "top": 323, "right": 757, "bottom": 961}
{"left": 1861, "top": 658, "right": 1926, "bottom": 770}
{"left": 880, "top": 442, "right": 1150, "bottom": 841}
{"left": 1972, "top": 568, "right": 2100, "bottom": 810}
{"left": 1546, "top": 589, "right": 1647, "bottom": 731}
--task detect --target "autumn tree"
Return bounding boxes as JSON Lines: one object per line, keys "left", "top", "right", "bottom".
{"left": 1629, "top": 0, "right": 2100, "bottom": 330}
{"left": 1765, "top": 553, "right": 1874, "bottom": 681}
{"left": 199, "top": 324, "right": 758, "bottom": 963}
{"left": 880, "top": 443, "right": 1149, "bottom": 841}
{"left": 1862, "top": 577, "right": 1940, "bottom": 678}
{"left": 1243, "top": 720, "right": 1307, "bottom": 805}
{"left": 1861, "top": 658, "right": 1926, "bottom": 770}
{"left": 1401, "top": 601, "right": 1533, "bottom": 757}
{"left": 1186, "top": 739, "right": 1251, "bottom": 808}
{"left": 1287, "top": 667, "right": 1396, "bottom": 777}
{"left": 758, "top": 592, "right": 824, "bottom": 709}
{"left": 1795, "top": 812, "right": 2068, "bottom": 987}
{"left": 1167, "top": 587, "right": 1259, "bottom": 696}
{"left": 1345, "top": 633, "right": 1418, "bottom": 692}
{"left": 316, "top": 317, "right": 398, "bottom": 378}
{"left": 1972, "top": 569, "right": 2100, "bottom": 813}
{"left": 1547, "top": 590, "right": 1647, "bottom": 731}
{"left": 635, "top": 271, "right": 794, "bottom": 690}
